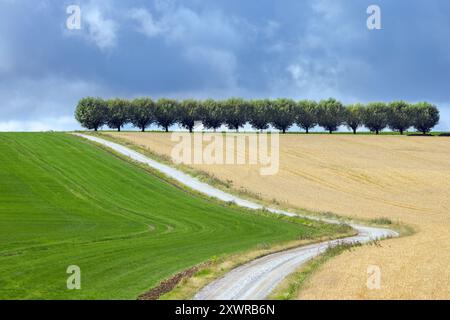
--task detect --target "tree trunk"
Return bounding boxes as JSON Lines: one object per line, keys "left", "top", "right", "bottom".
{"left": 189, "top": 127, "right": 193, "bottom": 133}
{"left": 165, "top": 126, "right": 169, "bottom": 132}
{"left": 306, "top": 128, "right": 309, "bottom": 134}
{"left": 118, "top": 127, "right": 121, "bottom": 132}
{"left": 353, "top": 128, "right": 357, "bottom": 134}
{"left": 94, "top": 127, "right": 98, "bottom": 132}
{"left": 329, "top": 129, "right": 332, "bottom": 134}
{"left": 282, "top": 129, "right": 286, "bottom": 134}
{"left": 400, "top": 129, "right": 404, "bottom": 135}
{"left": 376, "top": 129, "right": 379, "bottom": 135}
{"left": 141, "top": 127, "right": 145, "bottom": 132}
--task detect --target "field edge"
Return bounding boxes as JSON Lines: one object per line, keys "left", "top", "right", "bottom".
{"left": 76, "top": 132, "right": 410, "bottom": 300}
{"left": 70, "top": 132, "right": 357, "bottom": 299}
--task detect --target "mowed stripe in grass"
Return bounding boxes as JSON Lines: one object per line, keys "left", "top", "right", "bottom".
{"left": 0, "top": 133, "right": 330, "bottom": 299}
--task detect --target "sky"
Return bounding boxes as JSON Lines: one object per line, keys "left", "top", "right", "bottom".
{"left": 1, "top": 0, "right": 450, "bottom": 131}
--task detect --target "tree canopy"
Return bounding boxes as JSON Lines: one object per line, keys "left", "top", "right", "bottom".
{"left": 154, "top": 98, "right": 179, "bottom": 132}
{"left": 222, "top": 98, "right": 249, "bottom": 132}
{"left": 316, "top": 98, "right": 346, "bottom": 134}
{"left": 345, "top": 104, "right": 365, "bottom": 134}
{"left": 388, "top": 101, "right": 413, "bottom": 135}
{"left": 296, "top": 100, "right": 317, "bottom": 134}
{"left": 200, "top": 99, "right": 224, "bottom": 131}
{"left": 178, "top": 99, "right": 200, "bottom": 132}
{"left": 411, "top": 102, "right": 440, "bottom": 134}
{"left": 75, "top": 97, "right": 108, "bottom": 131}
{"left": 130, "top": 98, "right": 155, "bottom": 132}
{"left": 269, "top": 98, "right": 297, "bottom": 134}
{"left": 106, "top": 98, "right": 130, "bottom": 132}
{"left": 249, "top": 99, "right": 272, "bottom": 131}
{"left": 363, "top": 102, "right": 389, "bottom": 134}
{"left": 75, "top": 97, "right": 441, "bottom": 134}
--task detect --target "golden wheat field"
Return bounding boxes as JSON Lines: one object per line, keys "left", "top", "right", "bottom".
{"left": 106, "top": 132, "right": 450, "bottom": 299}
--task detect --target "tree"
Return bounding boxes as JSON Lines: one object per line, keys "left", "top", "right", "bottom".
{"left": 200, "top": 99, "right": 223, "bottom": 131}
{"left": 106, "top": 98, "right": 130, "bottom": 132}
{"left": 316, "top": 98, "right": 346, "bottom": 134}
{"left": 130, "top": 98, "right": 154, "bottom": 132}
{"left": 345, "top": 104, "right": 365, "bottom": 134}
{"left": 178, "top": 99, "right": 200, "bottom": 132}
{"left": 296, "top": 100, "right": 317, "bottom": 134}
{"left": 154, "top": 98, "right": 179, "bottom": 132}
{"left": 269, "top": 98, "right": 296, "bottom": 134}
{"left": 411, "top": 102, "right": 440, "bottom": 134}
{"left": 75, "top": 97, "right": 108, "bottom": 131}
{"left": 388, "top": 101, "right": 413, "bottom": 135}
{"left": 248, "top": 99, "right": 271, "bottom": 131}
{"left": 222, "top": 98, "right": 249, "bottom": 132}
{"left": 363, "top": 102, "right": 388, "bottom": 134}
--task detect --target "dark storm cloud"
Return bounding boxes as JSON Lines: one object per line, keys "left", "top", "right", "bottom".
{"left": 0, "top": 0, "right": 449, "bottom": 130}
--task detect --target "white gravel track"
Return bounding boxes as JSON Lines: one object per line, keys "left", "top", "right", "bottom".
{"left": 75, "top": 133, "right": 398, "bottom": 300}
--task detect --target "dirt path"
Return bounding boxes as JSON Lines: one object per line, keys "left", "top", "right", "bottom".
{"left": 75, "top": 133, "right": 397, "bottom": 300}
{"left": 194, "top": 225, "right": 393, "bottom": 300}
{"left": 109, "top": 132, "right": 450, "bottom": 299}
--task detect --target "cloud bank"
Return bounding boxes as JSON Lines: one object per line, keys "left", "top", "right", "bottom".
{"left": 0, "top": 0, "right": 450, "bottom": 131}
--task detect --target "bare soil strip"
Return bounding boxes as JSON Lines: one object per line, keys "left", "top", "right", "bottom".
{"left": 138, "top": 264, "right": 207, "bottom": 300}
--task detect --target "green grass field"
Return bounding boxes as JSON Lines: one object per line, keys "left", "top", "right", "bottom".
{"left": 0, "top": 133, "right": 346, "bottom": 299}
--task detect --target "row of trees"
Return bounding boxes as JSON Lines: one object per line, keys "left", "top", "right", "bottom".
{"left": 75, "top": 97, "right": 440, "bottom": 134}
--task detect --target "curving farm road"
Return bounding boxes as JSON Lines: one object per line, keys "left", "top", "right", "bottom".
{"left": 75, "top": 133, "right": 398, "bottom": 300}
